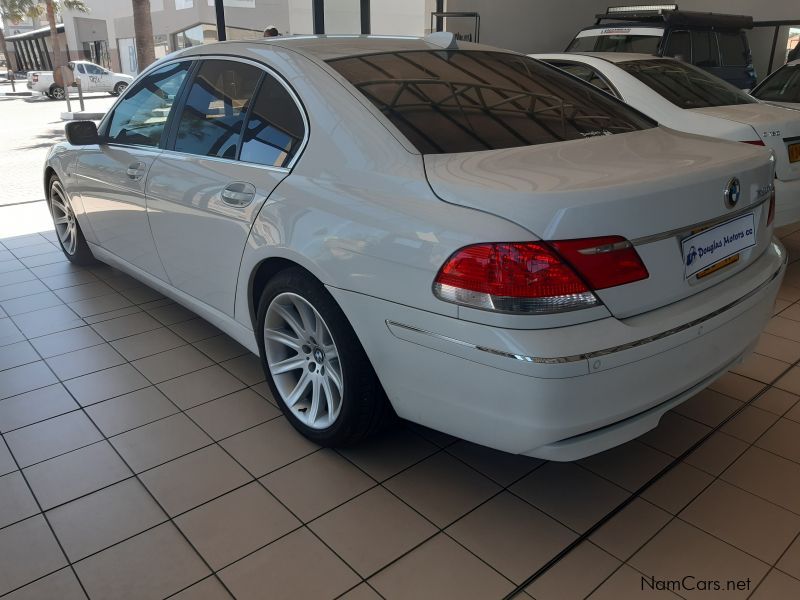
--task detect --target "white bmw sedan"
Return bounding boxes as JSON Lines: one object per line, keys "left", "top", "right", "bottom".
{"left": 751, "top": 59, "right": 800, "bottom": 110}
{"left": 534, "top": 53, "right": 800, "bottom": 227}
{"left": 45, "top": 35, "right": 785, "bottom": 460}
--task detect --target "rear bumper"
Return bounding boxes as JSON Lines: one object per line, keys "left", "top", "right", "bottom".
{"left": 330, "top": 240, "right": 786, "bottom": 460}
{"left": 774, "top": 177, "right": 800, "bottom": 227}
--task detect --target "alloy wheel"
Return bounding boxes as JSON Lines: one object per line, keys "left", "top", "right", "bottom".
{"left": 264, "top": 292, "right": 343, "bottom": 430}
{"left": 50, "top": 181, "right": 77, "bottom": 256}
{"left": 51, "top": 87, "right": 65, "bottom": 100}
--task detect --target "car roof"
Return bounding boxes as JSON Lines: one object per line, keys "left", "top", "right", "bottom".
{"left": 535, "top": 52, "right": 670, "bottom": 64}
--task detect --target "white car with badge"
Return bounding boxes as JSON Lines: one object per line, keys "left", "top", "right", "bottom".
{"left": 534, "top": 53, "right": 800, "bottom": 226}
{"left": 44, "top": 36, "right": 785, "bottom": 460}
{"left": 751, "top": 59, "right": 800, "bottom": 111}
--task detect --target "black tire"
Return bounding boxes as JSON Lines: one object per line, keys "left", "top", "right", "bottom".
{"left": 256, "top": 267, "right": 393, "bottom": 446}
{"left": 48, "top": 175, "right": 97, "bottom": 265}
{"left": 49, "top": 86, "right": 65, "bottom": 100}
{"left": 112, "top": 82, "right": 128, "bottom": 96}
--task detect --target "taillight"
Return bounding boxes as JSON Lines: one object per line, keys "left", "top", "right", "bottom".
{"left": 767, "top": 189, "right": 776, "bottom": 226}
{"left": 741, "top": 140, "right": 765, "bottom": 146}
{"left": 32, "top": 74, "right": 38, "bottom": 83}
{"left": 433, "top": 238, "right": 648, "bottom": 314}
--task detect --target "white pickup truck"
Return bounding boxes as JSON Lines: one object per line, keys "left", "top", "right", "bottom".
{"left": 27, "top": 61, "right": 133, "bottom": 100}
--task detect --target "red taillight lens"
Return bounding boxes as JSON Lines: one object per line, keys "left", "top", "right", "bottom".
{"left": 767, "top": 189, "right": 776, "bottom": 226}
{"left": 32, "top": 74, "right": 38, "bottom": 82}
{"left": 433, "top": 238, "right": 648, "bottom": 314}
{"left": 742, "top": 140, "right": 766, "bottom": 146}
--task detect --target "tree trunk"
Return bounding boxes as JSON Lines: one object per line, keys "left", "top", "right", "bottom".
{"left": 132, "top": 0, "right": 155, "bottom": 74}
{"left": 0, "top": 27, "right": 14, "bottom": 91}
{"left": 45, "top": 0, "right": 65, "bottom": 87}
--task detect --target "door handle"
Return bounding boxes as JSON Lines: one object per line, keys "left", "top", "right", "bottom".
{"left": 126, "top": 161, "right": 145, "bottom": 180}
{"left": 221, "top": 182, "right": 256, "bottom": 207}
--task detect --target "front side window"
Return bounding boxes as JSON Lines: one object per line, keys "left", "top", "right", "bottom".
{"left": 84, "top": 63, "right": 104, "bottom": 75}
{"left": 753, "top": 65, "right": 800, "bottom": 103}
{"left": 717, "top": 32, "right": 748, "bottom": 67}
{"left": 106, "top": 61, "right": 191, "bottom": 147}
{"left": 173, "top": 60, "right": 261, "bottom": 159}
{"left": 618, "top": 59, "right": 757, "bottom": 108}
{"left": 239, "top": 74, "right": 305, "bottom": 167}
{"left": 328, "top": 50, "right": 654, "bottom": 154}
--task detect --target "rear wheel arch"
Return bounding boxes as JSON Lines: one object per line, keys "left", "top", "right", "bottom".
{"left": 249, "top": 257, "right": 319, "bottom": 330}
{"left": 44, "top": 167, "right": 57, "bottom": 202}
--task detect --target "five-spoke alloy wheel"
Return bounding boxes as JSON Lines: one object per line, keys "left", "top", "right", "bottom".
{"left": 49, "top": 176, "right": 96, "bottom": 264}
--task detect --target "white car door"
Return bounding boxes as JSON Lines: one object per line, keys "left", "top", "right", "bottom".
{"left": 145, "top": 58, "right": 306, "bottom": 315}
{"left": 82, "top": 63, "right": 108, "bottom": 91}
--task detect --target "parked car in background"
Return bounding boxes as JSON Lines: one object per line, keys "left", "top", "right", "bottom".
{"left": 567, "top": 4, "right": 756, "bottom": 89}
{"left": 751, "top": 59, "right": 800, "bottom": 110}
{"left": 45, "top": 36, "right": 784, "bottom": 460}
{"left": 535, "top": 53, "right": 800, "bottom": 226}
{"left": 27, "top": 61, "right": 133, "bottom": 99}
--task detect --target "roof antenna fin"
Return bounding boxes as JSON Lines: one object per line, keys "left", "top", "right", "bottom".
{"left": 424, "top": 31, "right": 459, "bottom": 49}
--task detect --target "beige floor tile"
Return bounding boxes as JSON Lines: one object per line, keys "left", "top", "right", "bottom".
{"left": 777, "top": 535, "right": 800, "bottom": 580}
{"left": 85, "top": 386, "right": 178, "bottom": 437}
{"left": 111, "top": 413, "right": 212, "bottom": 473}
{"left": 132, "top": 345, "right": 213, "bottom": 384}
{"left": 68, "top": 292, "right": 133, "bottom": 318}
{"left": 630, "top": 519, "right": 770, "bottom": 598}
{"left": 787, "top": 400, "right": 800, "bottom": 423}
{"left": 11, "top": 305, "right": 83, "bottom": 338}
{"left": 90, "top": 311, "right": 162, "bottom": 341}
{"left": 2, "top": 567, "right": 85, "bottom": 600}
{"left": 23, "top": 441, "right": 132, "bottom": 510}
{"left": 765, "top": 316, "right": 800, "bottom": 343}
{"left": 110, "top": 327, "right": 186, "bottom": 361}
{"left": 751, "top": 570, "right": 800, "bottom": 599}
{"left": 74, "top": 522, "right": 210, "bottom": 600}
{"left": 337, "top": 427, "right": 438, "bottom": 482}
{"left": 406, "top": 423, "right": 458, "bottom": 448}
{"left": 147, "top": 302, "right": 197, "bottom": 325}
{"left": 0, "top": 316, "right": 25, "bottom": 346}
{"left": 579, "top": 441, "right": 672, "bottom": 492}
{"left": 780, "top": 303, "right": 800, "bottom": 322}
{"left": 0, "top": 470, "right": 38, "bottom": 528}
{"left": 28, "top": 325, "right": 104, "bottom": 359}
{"left": 169, "top": 576, "right": 232, "bottom": 600}
{"left": 384, "top": 452, "right": 500, "bottom": 528}
{"left": 176, "top": 481, "right": 300, "bottom": 570}
{"left": 53, "top": 280, "right": 114, "bottom": 303}
{"left": 639, "top": 411, "right": 711, "bottom": 458}
{"left": 21, "top": 251, "right": 67, "bottom": 268}
{"left": 774, "top": 366, "right": 800, "bottom": 396}
{"left": 193, "top": 334, "right": 249, "bottom": 363}
{"left": 262, "top": 449, "right": 374, "bottom": 522}
{"left": 730, "top": 353, "right": 789, "bottom": 384}
{"left": 310, "top": 486, "right": 437, "bottom": 577}
{"left": 370, "top": 533, "right": 513, "bottom": 600}
{"left": 511, "top": 462, "right": 627, "bottom": 533}
{"left": 723, "top": 447, "right": 800, "bottom": 514}
{"left": 446, "top": 440, "right": 543, "bottom": 486}
{"left": 640, "top": 462, "right": 713, "bottom": 514}
{"left": 339, "top": 583, "right": 382, "bottom": 600}
{"left": 220, "top": 417, "right": 319, "bottom": 478}
{"left": 0, "top": 440, "right": 17, "bottom": 476}
{"left": 157, "top": 365, "right": 247, "bottom": 410}
{"left": 590, "top": 498, "right": 671, "bottom": 561}
{"left": 0, "top": 340, "right": 39, "bottom": 371}
{"left": 0, "top": 278, "right": 47, "bottom": 302}
{"left": 63, "top": 363, "right": 151, "bottom": 406}
{"left": 187, "top": 389, "right": 280, "bottom": 440}
{"left": 39, "top": 271, "right": 98, "bottom": 291}
{"left": 587, "top": 565, "right": 682, "bottom": 599}
{"left": 0, "top": 384, "right": 77, "bottom": 433}
{"left": 0, "top": 515, "right": 68, "bottom": 595}
{"left": 169, "top": 317, "right": 222, "bottom": 343}
{"left": 219, "top": 527, "right": 359, "bottom": 600}
{"left": 684, "top": 431, "right": 748, "bottom": 476}
{"left": 46, "top": 343, "right": 126, "bottom": 380}
{"left": 709, "top": 372, "right": 766, "bottom": 401}
{"left": 84, "top": 306, "right": 143, "bottom": 325}
{"left": 47, "top": 478, "right": 167, "bottom": 562}
{"left": 0, "top": 361, "right": 58, "bottom": 401}
{"left": 756, "top": 418, "right": 800, "bottom": 463}
{"left": 0, "top": 290, "right": 62, "bottom": 317}
{"left": 140, "top": 445, "right": 251, "bottom": 516}
{"left": 446, "top": 492, "right": 576, "bottom": 584}
{"left": 753, "top": 387, "right": 799, "bottom": 415}
{"left": 681, "top": 479, "right": 800, "bottom": 564}
{"left": 525, "top": 541, "right": 620, "bottom": 600}
{"left": 117, "top": 284, "right": 164, "bottom": 305}
{"left": 219, "top": 353, "right": 265, "bottom": 386}
{"left": 5, "top": 410, "right": 102, "bottom": 467}
{"left": 755, "top": 333, "right": 800, "bottom": 363}
{"left": 721, "top": 405, "right": 779, "bottom": 443}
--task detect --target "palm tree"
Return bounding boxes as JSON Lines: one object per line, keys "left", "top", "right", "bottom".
{"left": 0, "top": 0, "right": 38, "bottom": 85}
{"left": 131, "top": 0, "right": 154, "bottom": 73}
{"left": 40, "top": 0, "right": 88, "bottom": 87}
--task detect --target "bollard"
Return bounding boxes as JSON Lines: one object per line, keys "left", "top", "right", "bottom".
{"left": 76, "top": 77, "right": 85, "bottom": 112}
{"left": 62, "top": 65, "right": 72, "bottom": 113}
{"left": 9, "top": 70, "right": 15, "bottom": 93}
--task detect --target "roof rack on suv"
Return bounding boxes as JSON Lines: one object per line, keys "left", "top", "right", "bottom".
{"left": 594, "top": 5, "right": 753, "bottom": 30}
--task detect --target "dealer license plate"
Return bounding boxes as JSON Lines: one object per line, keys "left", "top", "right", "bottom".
{"left": 789, "top": 143, "right": 800, "bottom": 163}
{"left": 682, "top": 213, "right": 756, "bottom": 279}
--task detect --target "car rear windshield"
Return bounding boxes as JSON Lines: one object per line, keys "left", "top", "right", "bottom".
{"left": 617, "top": 59, "right": 757, "bottom": 108}
{"left": 567, "top": 33, "right": 661, "bottom": 54}
{"left": 327, "top": 50, "right": 655, "bottom": 154}
{"left": 753, "top": 65, "right": 800, "bottom": 103}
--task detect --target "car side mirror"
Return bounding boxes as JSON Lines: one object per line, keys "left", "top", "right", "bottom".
{"left": 65, "top": 120, "right": 99, "bottom": 146}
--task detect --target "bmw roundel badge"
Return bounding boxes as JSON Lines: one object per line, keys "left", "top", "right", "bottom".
{"left": 724, "top": 177, "right": 741, "bottom": 209}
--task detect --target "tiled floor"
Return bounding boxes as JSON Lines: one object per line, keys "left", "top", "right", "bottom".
{"left": 2, "top": 224, "right": 800, "bottom": 600}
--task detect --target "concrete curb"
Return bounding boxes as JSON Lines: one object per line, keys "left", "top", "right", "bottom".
{"left": 0, "top": 91, "right": 33, "bottom": 97}
{"left": 61, "top": 111, "right": 105, "bottom": 121}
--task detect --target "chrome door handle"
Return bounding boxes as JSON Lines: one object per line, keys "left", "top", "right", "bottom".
{"left": 221, "top": 182, "right": 256, "bottom": 207}
{"left": 126, "top": 161, "right": 145, "bottom": 180}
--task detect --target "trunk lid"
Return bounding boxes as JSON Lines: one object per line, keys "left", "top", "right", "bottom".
{"left": 424, "top": 127, "right": 775, "bottom": 318}
{"left": 690, "top": 103, "right": 800, "bottom": 181}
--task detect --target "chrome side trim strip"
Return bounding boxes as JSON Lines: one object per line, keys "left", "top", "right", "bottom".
{"left": 387, "top": 255, "right": 784, "bottom": 365}
{"left": 630, "top": 194, "right": 770, "bottom": 246}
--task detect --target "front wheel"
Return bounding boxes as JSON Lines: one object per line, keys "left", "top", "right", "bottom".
{"left": 257, "top": 268, "right": 392, "bottom": 446}
{"left": 49, "top": 176, "right": 96, "bottom": 265}
{"left": 112, "top": 82, "right": 128, "bottom": 96}
{"left": 49, "top": 86, "right": 65, "bottom": 100}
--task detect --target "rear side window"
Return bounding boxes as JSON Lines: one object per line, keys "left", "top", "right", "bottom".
{"left": 239, "top": 74, "right": 305, "bottom": 167}
{"left": 691, "top": 31, "right": 719, "bottom": 67}
{"left": 173, "top": 60, "right": 262, "bottom": 159}
{"left": 107, "top": 61, "right": 190, "bottom": 147}
{"left": 753, "top": 66, "right": 800, "bottom": 102}
{"left": 618, "top": 59, "right": 756, "bottom": 108}
{"left": 552, "top": 62, "right": 617, "bottom": 97}
{"left": 717, "top": 32, "right": 748, "bottom": 67}
{"left": 328, "top": 50, "right": 654, "bottom": 154}
{"left": 664, "top": 31, "right": 691, "bottom": 61}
